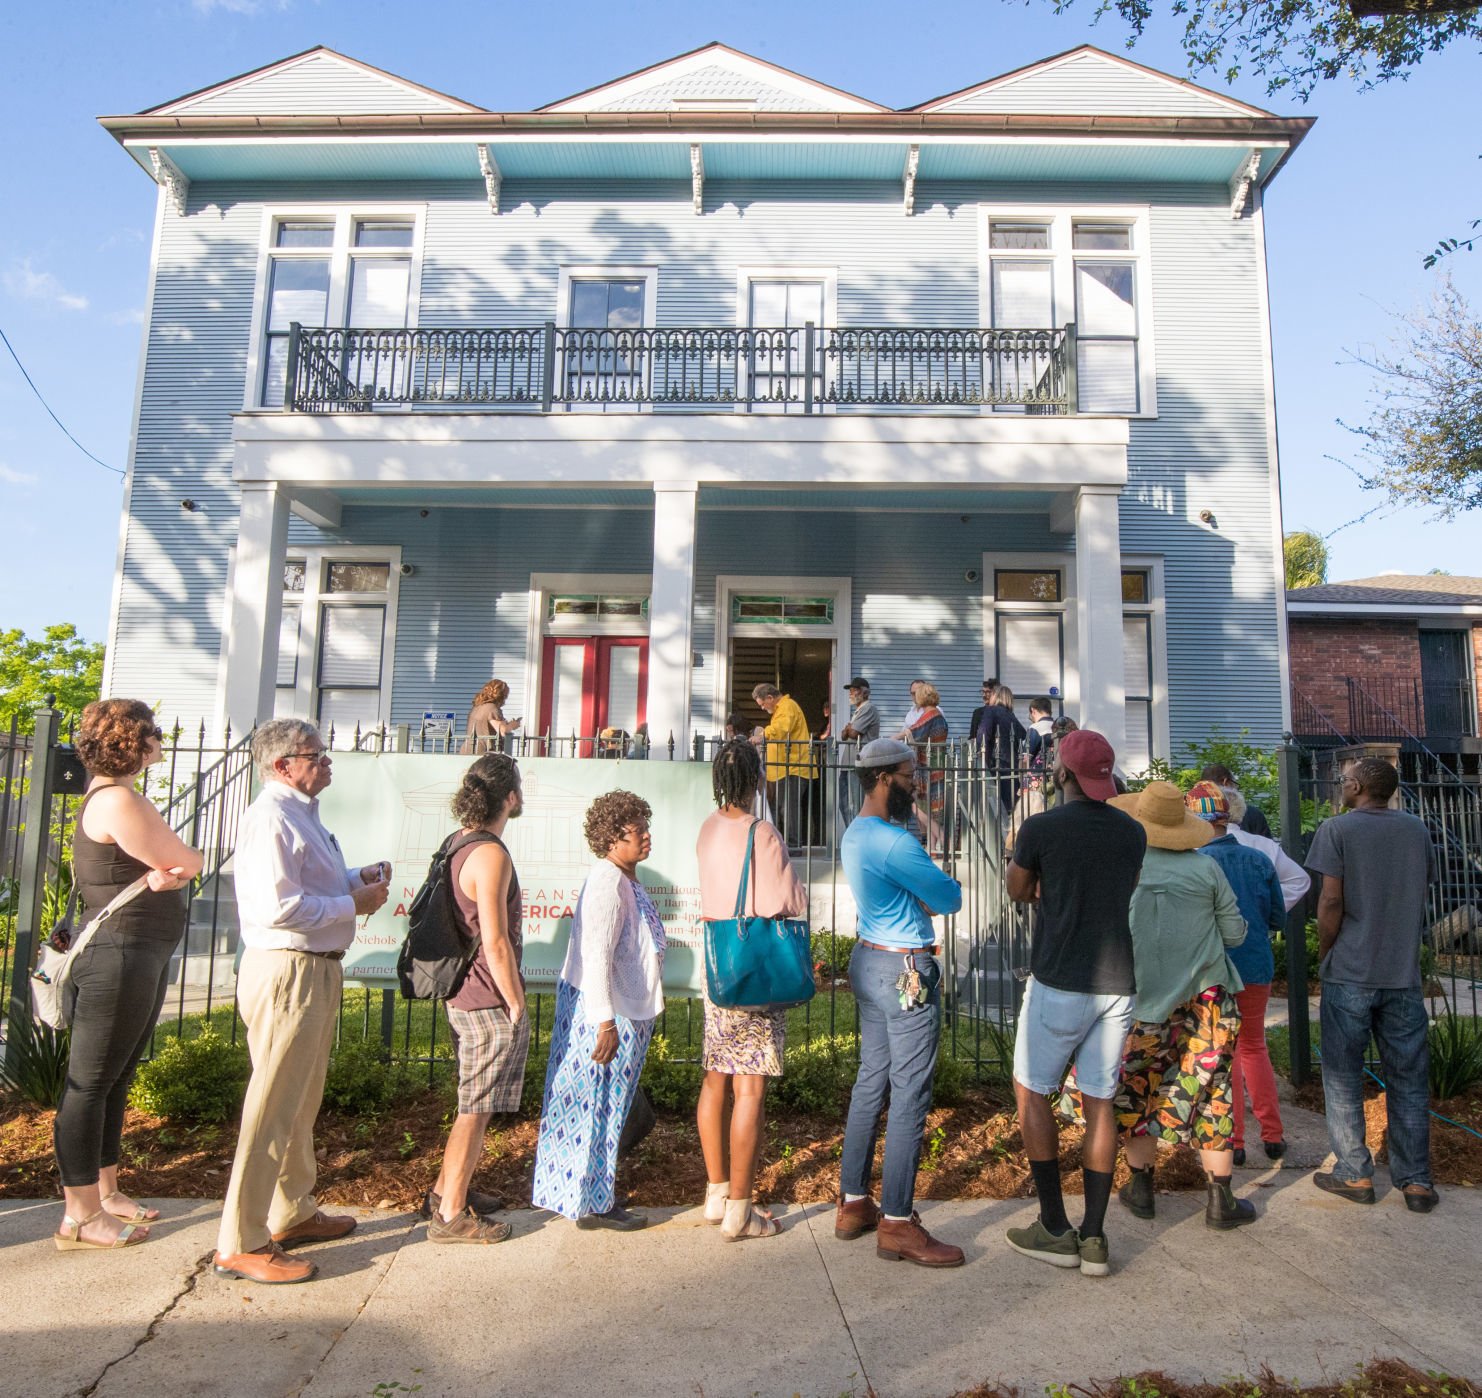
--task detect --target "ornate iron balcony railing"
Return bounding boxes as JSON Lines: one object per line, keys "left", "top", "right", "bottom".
{"left": 284, "top": 321, "right": 1077, "bottom": 415}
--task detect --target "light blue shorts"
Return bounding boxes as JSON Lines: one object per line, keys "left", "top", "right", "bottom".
{"left": 1013, "top": 976, "right": 1135, "bottom": 1100}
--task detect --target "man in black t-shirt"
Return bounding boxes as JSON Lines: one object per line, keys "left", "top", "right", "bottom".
{"left": 1003, "top": 729, "right": 1146, "bottom": 1278}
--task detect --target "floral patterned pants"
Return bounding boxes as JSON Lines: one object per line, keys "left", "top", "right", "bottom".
{"left": 1114, "top": 986, "right": 1241, "bottom": 1150}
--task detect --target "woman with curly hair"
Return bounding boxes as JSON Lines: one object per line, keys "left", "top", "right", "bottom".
{"left": 54, "top": 700, "right": 204, "bottom": 1250}
{"left": 461, "top": 679, "right": 521, "bottom": 755}
{"left": 695, "top": 739, "right": 807, "bottom": 1240}
{"left": 531, "top": 789, "right": 665, "bottom": 1230}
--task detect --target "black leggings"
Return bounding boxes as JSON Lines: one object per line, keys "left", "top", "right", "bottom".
{"left": 53, "top": 930, "right": 175, "bottom": 1187}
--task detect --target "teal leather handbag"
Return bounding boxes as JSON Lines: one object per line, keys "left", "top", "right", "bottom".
{"left": 703, "top": 821, "right": 816, "bottom": 1011}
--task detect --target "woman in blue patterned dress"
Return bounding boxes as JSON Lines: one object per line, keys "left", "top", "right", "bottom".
{"left": 531, "top": 790, "right": 665, "bottom": 1230}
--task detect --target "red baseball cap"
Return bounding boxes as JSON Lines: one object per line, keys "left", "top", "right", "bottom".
{"left": 1057, "top": 729, "right": 1118, "bottom": 802}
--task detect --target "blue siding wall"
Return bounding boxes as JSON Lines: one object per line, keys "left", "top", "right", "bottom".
{"left": 113, "top": 174, "right": 1284, "bottom": 752}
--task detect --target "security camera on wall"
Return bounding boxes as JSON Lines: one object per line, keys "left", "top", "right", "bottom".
{"left": 964, "top": 568, "right": 981, "bottom": 584}
{"left": 399, "top": 562, "right": 416, "bottom": 577}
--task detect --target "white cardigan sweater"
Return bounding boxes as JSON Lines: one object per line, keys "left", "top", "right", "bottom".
{"left": 559, "top": 859, "right": 665, "bottom": 1027}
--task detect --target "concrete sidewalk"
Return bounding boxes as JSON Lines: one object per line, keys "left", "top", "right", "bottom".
{"left": 4, "top": 1160, "right": 1477, "bottom": 1398}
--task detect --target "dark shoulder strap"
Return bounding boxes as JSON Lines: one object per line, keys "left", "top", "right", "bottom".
{"left": 733, "top": 821, "right": 759, "bottom": 919}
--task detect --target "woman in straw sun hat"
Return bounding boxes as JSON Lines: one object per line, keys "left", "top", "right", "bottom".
{"left": 1104, "top": 780, "right": 1257, "bottom": 1232}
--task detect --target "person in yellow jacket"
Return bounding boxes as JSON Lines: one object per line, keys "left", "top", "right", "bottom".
{"left": 752, "top": 683, "right": 815, "bottom": 846}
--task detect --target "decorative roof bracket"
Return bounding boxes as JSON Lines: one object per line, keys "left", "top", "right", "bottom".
{"left": 477, "top": 144, "right": 501, "bottom": 214}
{"left": 1229, "top": 149, "right": 1260, "bottom": 219}
{"left": 148, "top": 148, "right": 190, "bottom": 215}
{"left": 690, "top": 144, "right": 704, "bottom": 215}
{"left": 902, "top": 144, "right": 920, "bottom": 216}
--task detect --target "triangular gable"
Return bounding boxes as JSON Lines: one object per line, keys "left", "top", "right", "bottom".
{"left": 913, "top": 46, "right": 1272, "bottom": 118}
{"left": 146, "top": 48, "right": 487, "bottom": 117}
{"left": 542, "top": 42, "right": 886, "bottom": 113}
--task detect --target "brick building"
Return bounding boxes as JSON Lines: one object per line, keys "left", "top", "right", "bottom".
{"left": 1288, "top": 575, "right": 1482, "bottom": 750}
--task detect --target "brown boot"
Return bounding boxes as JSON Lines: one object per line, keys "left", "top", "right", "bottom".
{"left": 876, "top": 1212, "right": 965, "bottom": 1268}
{"left": 835, "top": 1195, "right": 880, "bottom": 1240}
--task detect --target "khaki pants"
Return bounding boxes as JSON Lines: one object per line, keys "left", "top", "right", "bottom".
{"left": 216, "top": 949, "right": 341, "bottom": 1257}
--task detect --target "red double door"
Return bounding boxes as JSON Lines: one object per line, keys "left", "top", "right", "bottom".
{"left": 539, "top": 637, "right": 648, "bottom": 756}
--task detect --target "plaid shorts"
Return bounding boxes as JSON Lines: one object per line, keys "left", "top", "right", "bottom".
{"left": 1114, "top": 986, "right": 1241, "bottom": 1150}
{"left": 445, "top": 1005, "right": 532, "bottom": 1114}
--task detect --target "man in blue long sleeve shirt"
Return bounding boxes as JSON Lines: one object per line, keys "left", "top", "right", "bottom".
{"left": 835, "top": 739, "right": 965, "bottom": 1268}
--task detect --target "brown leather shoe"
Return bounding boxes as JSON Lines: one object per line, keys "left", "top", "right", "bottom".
{"left": 213, "top": 1243, "right": 317, "bottom": 1285}
{"left": 835, "top": 1195, "right": 880, "bottom": 1240}
{"left": 876, "top": 1212, "right": 965, "bottom": 1267}
{"left": 271, "top": 1210, "right": 357, "bottom": 1249}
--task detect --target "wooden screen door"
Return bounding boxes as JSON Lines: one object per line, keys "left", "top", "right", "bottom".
{"left": 539, "top": 637, "right": 648, "bottom": 755}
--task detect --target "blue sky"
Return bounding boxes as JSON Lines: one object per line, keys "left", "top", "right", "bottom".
{"left": 2, "top": 0, "right": 1479, "bottom": 643}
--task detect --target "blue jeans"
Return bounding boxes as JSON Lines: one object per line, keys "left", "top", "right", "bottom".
{"left": 1320, "top": 980, "right": 1432, "bottom": 1188}
{"left": 839, "top": 943, "right": 942, "bottom": 1218}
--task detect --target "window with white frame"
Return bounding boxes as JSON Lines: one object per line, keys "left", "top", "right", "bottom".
{"left": 983, "top": 208, "right": 1153, "bottom": 415}
{"left": 1121, "top": 568, "right": 1155, "bottom": 773}
{"left": 274, "top": 551, "right": 398, "bottom": 744}
{"left": 256, "top": 212, "right": 418, "bottom": 408}
{"left": 556, "top": 266, "right": 657, "bottom": 407}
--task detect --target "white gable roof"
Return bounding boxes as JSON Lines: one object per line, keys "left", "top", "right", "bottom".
{"left": 146, "top": 48, "right": 486, "bottom": 117}
{"left": 542, "top": 42, "right": 886, "bottom": 113}
{"left": 915, "top": 47, "right": 1271, "bottom": 118}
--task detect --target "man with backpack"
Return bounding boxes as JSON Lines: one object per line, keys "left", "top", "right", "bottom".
{"left": 417, "top": 754, "right": 530, "bottom": 1243}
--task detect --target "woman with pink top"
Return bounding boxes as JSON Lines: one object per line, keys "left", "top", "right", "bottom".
{"left": 695, "top": 738, "right": 809, "bottom": 1240}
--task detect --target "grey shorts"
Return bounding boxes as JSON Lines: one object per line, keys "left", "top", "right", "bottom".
{"left": 445, "top": 1004, "right": 532, "bottom": 1114}
{"left": 1013, "top": 976, "right": 1135, "bottom": 1101}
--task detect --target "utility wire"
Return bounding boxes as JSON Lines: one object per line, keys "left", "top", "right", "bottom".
{"left": 0, "top": 324, "right": 125, "bottom": 478}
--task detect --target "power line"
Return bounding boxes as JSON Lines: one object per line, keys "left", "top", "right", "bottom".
{"left": 0, "top": 324, "right": 125, "bottom": 478}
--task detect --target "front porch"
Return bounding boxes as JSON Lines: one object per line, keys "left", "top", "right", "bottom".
{"left": 223, "top": 408, "right": 1138, "bottom": 759}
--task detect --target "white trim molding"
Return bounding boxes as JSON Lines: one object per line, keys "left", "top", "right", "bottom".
{"left": 147, "top": 148, "right": 190, "bottom": 215}
{"left": 1229, "top": 149, "right": 1261, "bottom": 218}
{"left": 902, "top": 144, "right": 920, "bottom": 216}
{"left": 713, "top": 574, "right": 853, "bottom": 739}
{"left": 477, "top": 144, "right": 501, "bottom": 214}
{"left": 690, "top": 144, "right": 704, "bottom": 215}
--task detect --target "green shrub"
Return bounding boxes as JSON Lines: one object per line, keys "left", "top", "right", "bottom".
{"left": 640, "top": 1033, "right": 702, "bottom": 1112}
{"left": 1271, "top": 919, "right": 1321, "bottom": 984}
{"left": 322, "top": 1036, "right": 399, "bottom": 1115}
{"left": 130, "top": 1028, "right": 248, "bottom": 1123}
{"left": 932, "top": 1049, "right": 971, "bottom": 1105}
{"left": 810, "top": 929, "right": 854, "bottom": 979}
{"left": 774, "top": 1034, "right": 856, "bottom": 1115}
{"left": 0, "top": 1018, "right": 71, "bottom": 1108}
{"left": 1428, "top": 1014, "right": 1482, "bottom": 1101}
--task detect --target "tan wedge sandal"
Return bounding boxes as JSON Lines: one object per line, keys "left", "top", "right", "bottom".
{"left": 721, "top": 1198, "right": 782, "bottom": 1241}
{"left": 55, "top": 1208, "right": 149, "bottom": 1251}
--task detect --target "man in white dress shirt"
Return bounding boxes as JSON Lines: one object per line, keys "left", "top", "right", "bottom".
{"left": 214, "top": 719, "right": 391, "bottom": 1285}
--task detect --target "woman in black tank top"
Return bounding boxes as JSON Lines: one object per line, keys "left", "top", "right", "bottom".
{"left": 53, "top": 700, "right": 204, "bottom": 1251}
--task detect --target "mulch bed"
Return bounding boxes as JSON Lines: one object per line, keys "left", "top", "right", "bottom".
{"left": 952, "top": 1360, "right": 1480, "bottom": 1398}
{"left": 4, "top": 1079, "right": 1477, "bottom": 1210}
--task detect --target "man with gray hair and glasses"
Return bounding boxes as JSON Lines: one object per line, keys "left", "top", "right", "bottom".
{"left": 214, "top": 720, "right": 392, "bottom": 1285}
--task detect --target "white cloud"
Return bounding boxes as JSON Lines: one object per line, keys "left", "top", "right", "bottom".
{"left": 3, "top": 258, "right": 89, "bottom": 312}
{"left": 0, "top": 463, "right": 39, "bottom": 486}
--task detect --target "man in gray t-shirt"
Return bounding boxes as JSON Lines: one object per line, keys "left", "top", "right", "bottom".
{"left": 837, "top": 678, "right": 881, "bottom": 831}
{"left": 1304, "top": 756, "right": 1438, "bottom": 1210}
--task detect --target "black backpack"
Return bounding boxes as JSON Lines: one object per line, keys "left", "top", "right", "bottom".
{"left": 397, "top": 830, "right": 501, "bottom": 1001}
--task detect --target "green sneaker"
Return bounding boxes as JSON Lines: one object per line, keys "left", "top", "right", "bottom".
{"left": 1005, "top": 1219, "right": 1081, "bottom": 1269}
{"left": 1077, "top": 1233, "right": 1110, "bottom": 1277}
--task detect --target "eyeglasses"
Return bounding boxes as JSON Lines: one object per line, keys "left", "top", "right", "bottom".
{"left": 151, "top": 726, "right": 165, "bottom": 741}
{"left": 284, "top": 751, "right": 332, "bottom": 767}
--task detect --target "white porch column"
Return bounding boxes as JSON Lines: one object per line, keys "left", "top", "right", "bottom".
{"left": 647, "top": 481, "right": 699, "bottom": 761}
{"left": 222, "top": 481, "right": 289, "bottom": 738}
{"left": 1073, "top": 485, "right": 1128, "bottom": 760}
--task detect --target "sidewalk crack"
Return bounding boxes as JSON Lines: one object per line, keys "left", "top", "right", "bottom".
{"left": 77, "top": 1249, "right": 214, "bottom": 1398}
{"left": 802, "top": 1203, "right": 876, "bottom": 1398}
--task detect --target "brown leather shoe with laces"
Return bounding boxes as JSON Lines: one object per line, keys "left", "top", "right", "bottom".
{"left": 876, "top": 1212, "right": 965, "bottom": 1267}
{"left": 271, "top": 1211, "right": 357, "bottom": 1249}
{"left": 428, "top": 1206, "right": 513, "bottom": 1244}
{"left": 213, "top": 1243, "right": 317, "bottom": 1285}
{"left": 835, "top": 1195, "right": 880, "bottom": 1240}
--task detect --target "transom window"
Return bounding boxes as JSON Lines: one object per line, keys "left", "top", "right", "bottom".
{"left": 731, "top": 595, "right": 835, "bottom": 625}
{"left": 983, "top": 207, "right": 1152, "bottom": 416}
{"left": 548, "top": 593, "right": 650, "bottom": 621}
{"left": 995, "top": 569, "right": 1062, "bottom": 603}
{"left": 256, "top": 212, "right": 419, "bottom": 408}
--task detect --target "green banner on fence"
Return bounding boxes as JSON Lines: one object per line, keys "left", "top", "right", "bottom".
{"left": 316, "top": 753, "right": 716, "bottom": 994}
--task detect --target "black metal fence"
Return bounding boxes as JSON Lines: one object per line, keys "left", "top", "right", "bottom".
{"left": 287, "top": 321, "right": 1077, "bottom": 415}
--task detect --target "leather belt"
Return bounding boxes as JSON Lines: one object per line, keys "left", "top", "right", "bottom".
{"left": 289, "top": 948, "right": 346, "bottom": 961}
{"left": 857, "top": 939, "right": 941, "bottom": 956}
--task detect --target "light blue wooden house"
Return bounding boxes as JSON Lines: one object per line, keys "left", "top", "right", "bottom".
{"left": 98, "top": 41, "right": 1310, "bottom": 768}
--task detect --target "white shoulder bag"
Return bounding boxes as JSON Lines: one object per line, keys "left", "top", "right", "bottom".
{"left": 30, "top": 875, "right": 152, "bottom": 1030}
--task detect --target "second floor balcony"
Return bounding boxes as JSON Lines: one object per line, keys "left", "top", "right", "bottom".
{"left": 286, "top": 321, "right": 1078, "bottom": 416}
